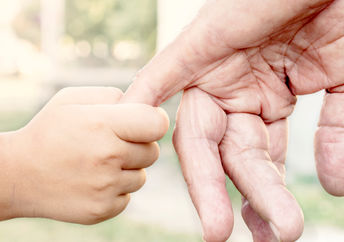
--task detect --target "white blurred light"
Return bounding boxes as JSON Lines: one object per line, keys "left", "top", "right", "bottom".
{"left": 0, "top": 1, "right": 21, "bottom": 25}
{"left": 93, "top": 41, "right": 108, "bottom": 59}
{"left": 58, "top": 36, "right": 76, "bottom": 61}
{"left": 112, "top": 41, "right": 141, "bottom": 61}
{"left": 0, "top": 33, "right": 18, "bottom": 75}
{"left": 75, "top": 40, "right": 91, "bottom": 58}
{"left": 16, "top": 40, "right": 53, "bottom": 78}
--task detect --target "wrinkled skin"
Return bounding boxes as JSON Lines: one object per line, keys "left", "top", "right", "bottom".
{"left": 123, "top": 0, "right": 344, "bottom": 241}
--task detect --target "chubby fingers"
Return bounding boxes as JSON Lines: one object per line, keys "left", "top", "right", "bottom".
{"left": 220, "top": 113, "right": 304, "bottom": 242}
{"left": 108, "top": 104, "right": 169, "bottom": 169}
{"left": 53, "top": 88, "right": 171, "bottom": 144}
{"left": 78, "top": 103, "right": 169, "bottom": 170}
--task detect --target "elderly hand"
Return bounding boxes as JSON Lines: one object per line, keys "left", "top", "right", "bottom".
{"left": 123, "top": 0, "right": 344, "bottom": 241}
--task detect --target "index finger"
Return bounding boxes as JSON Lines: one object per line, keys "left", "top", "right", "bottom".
{"left": 121, "top": 5, "right": 235, "bottom": 106}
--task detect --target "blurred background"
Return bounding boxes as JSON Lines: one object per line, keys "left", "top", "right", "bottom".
{"left": 0, "top": 0, "right": 343, "bottom": 241}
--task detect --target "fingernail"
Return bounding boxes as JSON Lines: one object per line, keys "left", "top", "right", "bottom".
{"left": 269, "top": 222, "right": 281, "bottom": 242}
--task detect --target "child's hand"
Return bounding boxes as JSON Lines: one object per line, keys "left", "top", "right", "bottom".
{"left": 1, "top": 87, "right": 169, "bottom": 224}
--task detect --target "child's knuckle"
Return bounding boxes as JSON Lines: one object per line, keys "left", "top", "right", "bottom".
{"left": 89, "top": 201, "right": 112, "bottom": 219}
{"left": 92, "top": 177, "right": 114, "bottom": 192}
{"left": 87, "top": 117, "right": 109, "bottom": 134}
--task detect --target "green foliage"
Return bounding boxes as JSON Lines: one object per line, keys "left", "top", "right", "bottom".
{"left": 289, "top": 181, "right": 344, "bottom": 227}
{"left": 226, "top": 177, "right": 242, "bottom": 207}
{"left": 96, "top": 217, "right": 202, "bottom": 242}
{"left": 0, "top": 217, "right": 202, "bottom": 242}
{"left": 12, "top": 0, "right": 157, "bottom": 66}
{"left": 12, "top": 0, "right": 41, "bottom": 45}
{"left": 0, "top": 111, "right": 34, "bottom": 132}
{"left": 66, "top": 0, "right": 157, "bottom": 63}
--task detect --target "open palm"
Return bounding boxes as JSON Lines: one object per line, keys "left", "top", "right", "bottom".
{"left": 123, "top": 0, "right": 344, "bottom": 241}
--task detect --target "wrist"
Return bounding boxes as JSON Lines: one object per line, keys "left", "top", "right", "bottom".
{"left": 0, "top": 128, "right": 45, "bottom": 220}
{"left": 0, "top": 131, "right": 22, "bottom": 220}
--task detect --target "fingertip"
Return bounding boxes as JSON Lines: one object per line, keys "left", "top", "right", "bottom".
{"left": 269, "top": 196, "right": 304, "bottom": 242}
{"left": 202, "top": 228, "right": 232, "bottom": 242}
{"left": 268, "top": 222, "right": 280, "bottom": 241}
{"left": 317, "top": 170, "right": 344, "bottom": 196}
{"left": 187, "top": 182, "right": 233, "bottom": 242}
{"left": 140, "top": 105, "right": 169, "bottom": 141}
{"left": 133, "top": 169, "right": 147, "bottom": 192}
{"left": 272, "top": 219, "right": 304, "bottom": 242}
{"left": 197, "top": 190, "right": 234, "bottom": 242}
{"left": 201, "top": 212, "right": 233, "bottom": 242}
{"left": 315, "top": 127, "right": 344, "bottom": 196}
{"left": 155, "top": 107, "right": 170, "bottom": 139}
{"left": 245, "top": 185, "right": 304, "bottom": 242}
{"left": 242, "top": 201, "right": 277, "bottom": 242}
{"left": 138, "top": 169, "right": 147, "bottom": 189}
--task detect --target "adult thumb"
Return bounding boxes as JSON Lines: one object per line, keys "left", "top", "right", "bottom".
{"left": 122, "top": 35, "right": 195, "bottom": 106}
{"left": 121, "top": 1, "right": 234, "bottom": 106}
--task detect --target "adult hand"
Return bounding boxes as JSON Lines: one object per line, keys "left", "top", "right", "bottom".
{"left": 0, "top": 87, "right": 168, "bottom": 224}
{"left": 123, "top": 0, "right": 344, "bottom": 241}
